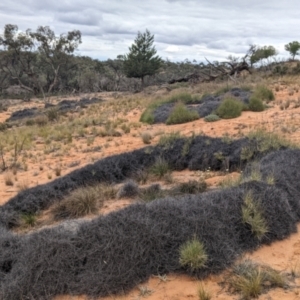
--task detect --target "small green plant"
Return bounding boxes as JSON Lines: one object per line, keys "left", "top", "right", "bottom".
{"left": 21, "top": 213, "right": 37, "bottom": 227}
{"left": 228, "top": 259, "right": 286, "bottom": 299}
{"left": 166, "top": 102, "right": 199, "bottom": 125}
{"left": 46, "top": 108, "right": 59, "bottom": 121}
{"left": 141, "top": 132, "right": 152, "bottom": 144}
{"left": 158, "top": 131, "right": 181, "bottom": 149}
{"left": 198, "top": 284, "right": 211, "bottom": 300}
{"left": 174, "top": 180, "right": 207, "bottom": 194}
{"left": 150, "top": 157, "right": 170, "bottom": 178}
{"left": 242, "top": 191, "right": 268, "bottom": 240}
{"left": 204, "top": 114, "right": 220, "bottom": 122}
{"left": 179, "top": 238, "right": 208, "bottom": 270}
{"left": 248, "top": 96, "right": 264, "bottom": 112}
{"left": 253, "top": 85, "right": 275, "bottom": 102}
{"left": 140, "top": 108, "right": 155, "bottom": 124}
{"left": 216, "top": 97, "right": 243, "bottom": 119}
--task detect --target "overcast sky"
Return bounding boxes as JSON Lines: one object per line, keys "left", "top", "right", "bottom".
{"left": 0, "top": 0, "right": 299, "bottom": 62}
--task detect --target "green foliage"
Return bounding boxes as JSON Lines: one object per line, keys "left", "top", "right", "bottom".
{"left": 249, "top": 44, "right": 277, "bottom": 66}
{"left": 216, "top": 97, "right": 243, "bottom": 119}
{"left": 248, "top": 96, "right": 264, "bottom": 112}
{"left": 242, "top": 191, "right": 268, "bottom": 240}
{"left": 139, "top": 184, "right": 163, "bottom": 202}
{"left": 149, "top": 157, "right": 170, "bottom": 178}
{"left": 179, "top": 238, "right": 208, "bottom": 271}
{"left": 285, "top": 41, "right": 300, "bottom": 60}
{"left": 123, "top": 29, "right": 162, "bottom": 83}
{"left": 253, "top": 86, "right": 275, "bottom": 102}
{"left": 140, "top": 108, "right": 155, "bottom": 124}
{"left": 204, "top": 114, "right": 220, "bottom": 122}
{"left": 167, "top": 92, "right": 194, "bottom": 104}
{"left": 158, "top": 131, "right": 181, "bottom": 148}
{"left": 228, "top": 259, "right": 286, "bottom": 299}
{"left": 166, "top": 102, "right": 199, "bottom": 125}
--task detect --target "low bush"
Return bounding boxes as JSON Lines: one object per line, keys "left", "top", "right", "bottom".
{"left": 179, "top": 238, "right": 208, "bottom": 271}
{"left": 141, "top": 132, "right": 152, "bottom": 144}
{"left": 139, "top": 183, "right": 163, "bottom": 202}
{"left": 117, "top": 180, "right": 139, "bottom": 199}
{"left": 253, "top": 85, "right": 275, "bottom": 102}
{"left": 149, "top": 157, "right": 170, "bottom": 178}
{"left": 174, "top": 180, "right": 207, "bottom": 194}
{"left": 216, "top": 97, "right": 243, "bottom": 119}
{"left": 166, "top": 102, "right": 199, "bottom": 125}
{"left": 204, "top": 114, "right": 220, "bottom": 122}
{"left": 248, "top": 96, "right": 264, "bottom": 112}
{"left": 52, "top": 185, "right": 99, "bottom": 219}
{"left": 140, "top": 109, "right": 155, "bottom": 124}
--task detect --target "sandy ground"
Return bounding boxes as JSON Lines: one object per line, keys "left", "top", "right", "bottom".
{"left": 1, "top": 85, "right": 300, "bottom": 299}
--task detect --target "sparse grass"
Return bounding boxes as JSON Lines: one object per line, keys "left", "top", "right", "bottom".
{"left": 216, "top": 97, "right": 243, "bottom": 119}
{"left": 242, "top": 191, "right": 268, "bottom": 240}
{"left": 17, "top": 180, "right": 30, "bottom": 191}
{"left": 52, "top": 185, "right": 100, "bottom": 219}
{"left": 166, "top": 102, "right": 199, "bottom": 125}
{"left": 228, "top": 259, "right": 286, "bottom": 299}
{"left": 141, "top": 132, "right": 152, "bottom": 144}
{"left": 198, "top": 284, "right": 211, "bottom": 300}
{"left": 46, "top": 108, "right": 59, "bottom": 121}
{"left": 139, "top": 184, "right": 163, "bottom": 202}
{"left": 54, "top": 166, "right": 61, "bottom": 177}
{"left": 149, "top": 157, "right": 170, "bottom": 178}
{"left": 158, "top": 131, "right": 181, "bottom": 148}
{"left": 179, "top": 238, "right": 208, "bottom": 271}
{"left": 138, "top": 285, "right": 153, "bottom": 297}
{"left": 219, "top": 174, "right": 242, "bottom": 188}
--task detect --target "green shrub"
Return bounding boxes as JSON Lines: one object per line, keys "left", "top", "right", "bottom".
{"left": 150, "top": 157, "right": 170, "bottom": 178}
{"left": 139, "top": 184, "right": 163, "bottom": 202}
{"left": 167, "top": 92, "right": 194, "bottom": 104}
{"left": 158, "top": 131, "right": 181, "bottom": 148}
{"left": 198, "top": 285, "right": 211, "bottom": 300}
{"left": 249, "top": 96, "right": 264, "bottom": 112}
{"left": 21, "top": 213, "right": 37, "bottom": 227}
{"left": 46, "top": 108, "right": 59, "bottom": 121}
{"left": 204, "top": 114, "right": 220, "bottom": 122}
{"left": 216, "top": 97, "right": 243, "bottom": 119}
{"left": 140, "top": 108, "right": 154, "bottom": 124}
{"left": 253, "top": 85, "right": 275, "bottom": 102}
{"left": 166, "top": 102, "right": 199, "bottom": 125}
{"left": 179, "top": 238, "right": 208, "bottom": 270}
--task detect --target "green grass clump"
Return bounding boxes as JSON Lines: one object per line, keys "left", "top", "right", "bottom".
{"left": 158, "top": 131, "right": 181, "bottom": 148}
{"left": 216, "top": 97, "right": 243, "bottom": 119}
{"left": 141, "top": 132, "right": 152, "bottom": 144}
{"left": 242, "top": 191, "right": 268, "bottom": 240}
{"left": 228, "top": 259, "right": 286, "bottom": 299}
{"left": 150, "top": 157, "right": 170, "bottom": 178}
{"left": 21, "top": 213, "right": 37, "bottom": 227}
{"left": 167, "top": 92, "right": 194, "bottom": 104}
{"left": 166, "top": 102, "right": 199, "bottom": 125}
{"left": 179, "top": 238, "right": 208, "bottom": 271}
{"left": 204, "top": 114, "right": 220, "bottom": 122}
{"left": 140, "top": 108, "right": 155, "bottom": 124}
{"left": 197, "top": 284, "right": 211, "bottom": 300}
{"left": 253, "top": 85, "right": 275, "bottom": 102}
{"left": 248, "top": 96, "right": 264, "bottom": 112}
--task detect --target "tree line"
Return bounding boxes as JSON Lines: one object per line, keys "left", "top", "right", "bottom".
{"left": 0, "top": 24, "right": 300, "bottom": 99}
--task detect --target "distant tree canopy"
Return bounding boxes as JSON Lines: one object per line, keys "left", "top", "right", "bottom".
{"left": 248, "top": 44, "right": 277, "bottom": 66}
{"left": 285, "top": 41, "right": 300, "bottom": 60}
{"left": 123, "top": 29, "right": 162, "bottom": 84}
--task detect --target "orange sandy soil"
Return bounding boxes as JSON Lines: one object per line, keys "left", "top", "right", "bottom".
{"left": 1, "top": 84, "right": 300, "bottom": 299}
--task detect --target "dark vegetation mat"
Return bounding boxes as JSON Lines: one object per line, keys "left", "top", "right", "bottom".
{"left": 0, "top": 149, "right": 299, "bottom": 299}
{"left": 6, "top": 97, "right": 102, "bottom": 122}
{"left": 152, "top": 88, "right": 251, "bottom": 124}
{"left": 0, "top": 134, "right": 284, "bottom": 228}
